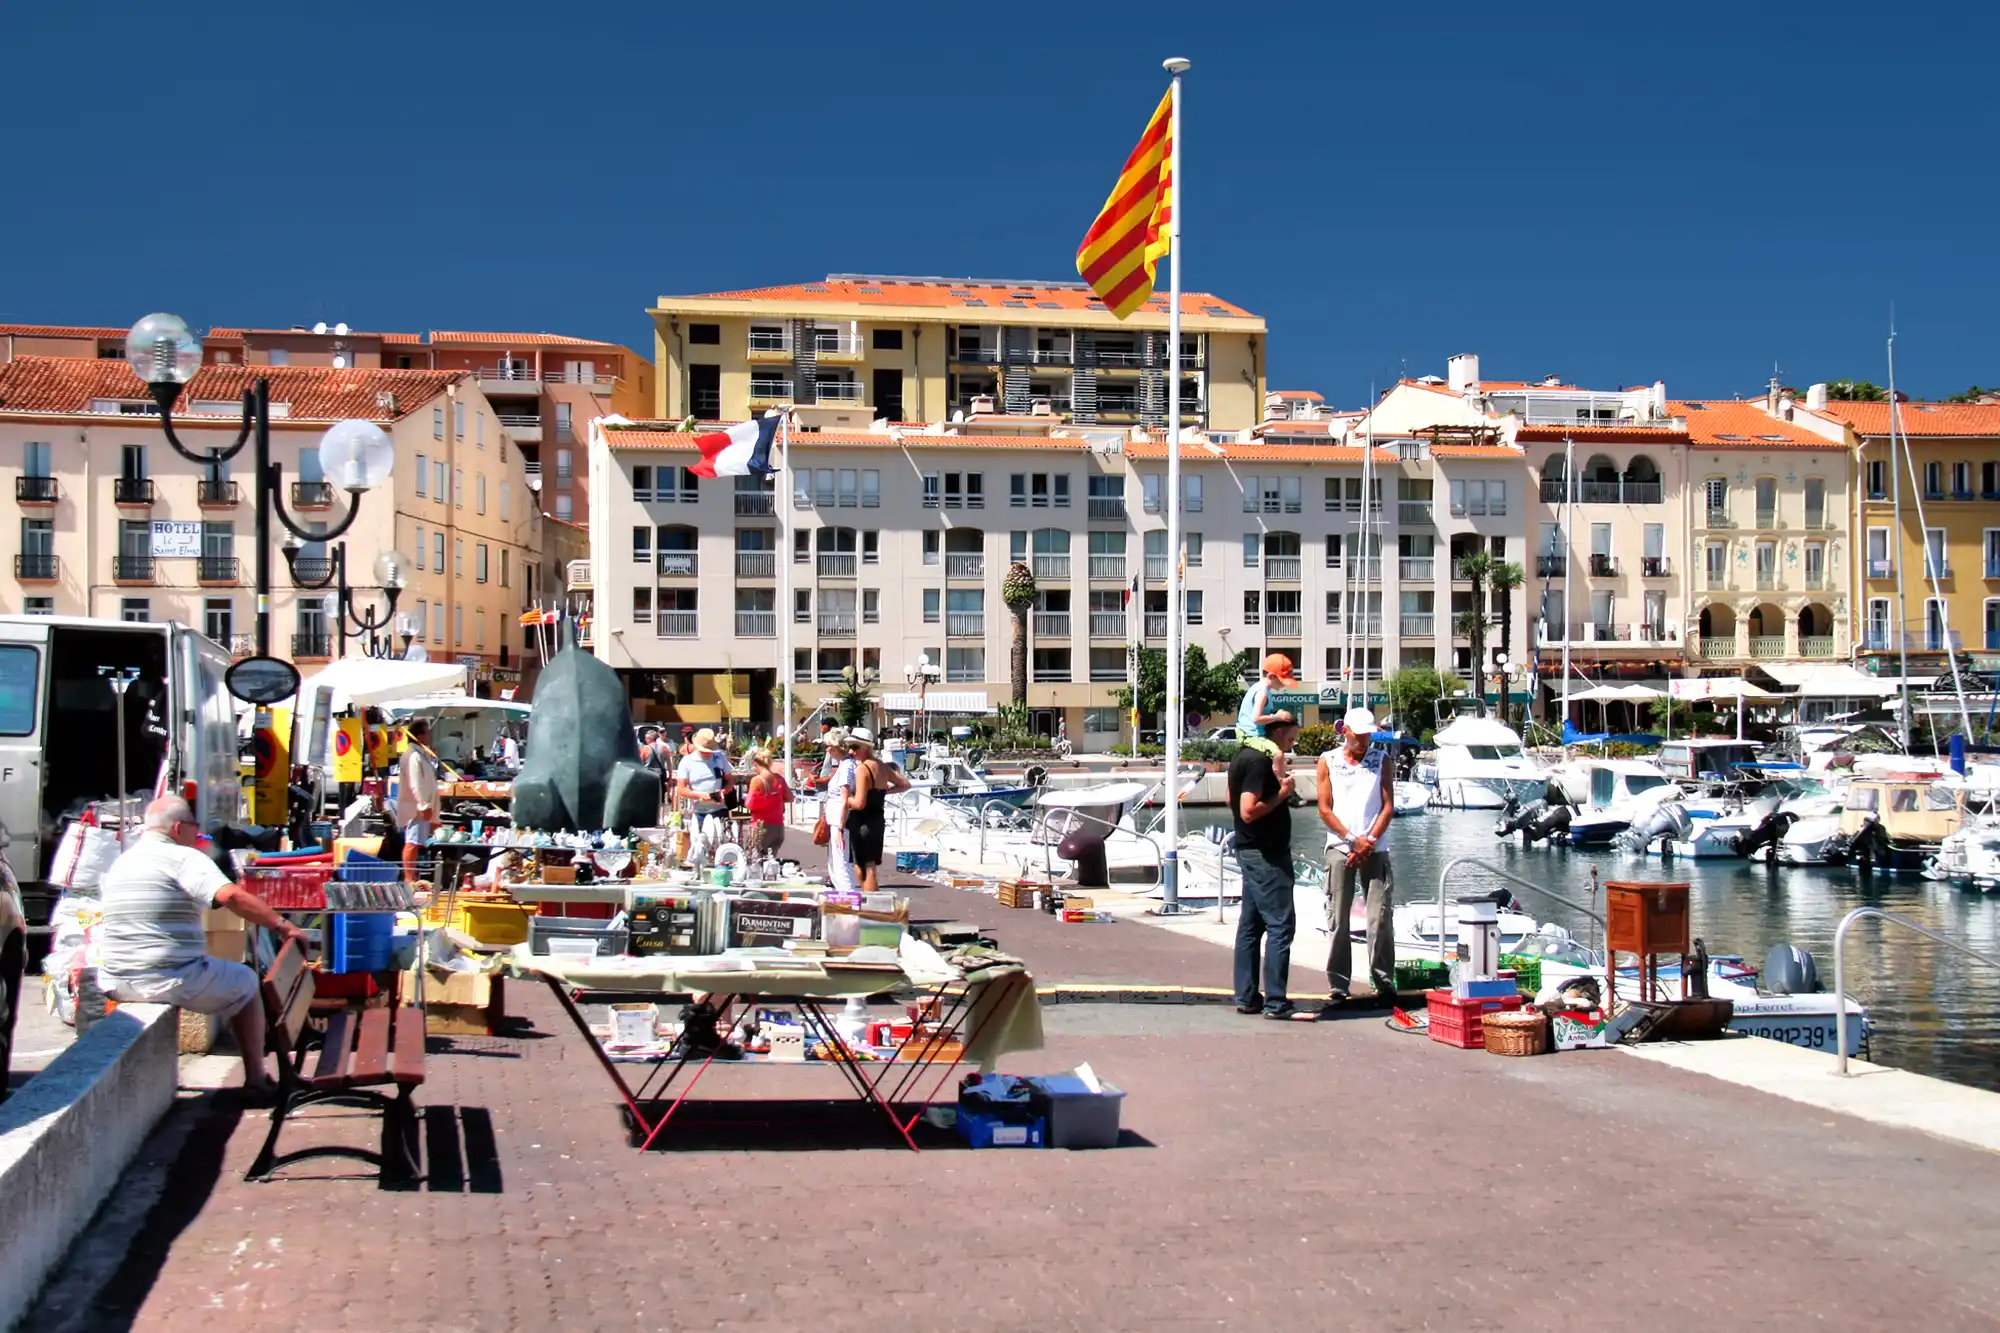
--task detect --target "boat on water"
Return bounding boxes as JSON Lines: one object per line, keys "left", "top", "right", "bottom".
{"left": 1393, "top": 782, "right": 1432, "bottom": 816}
{"left": 1928, "top": 812, "right": 2000, "bottom": 891}
{"left": 903, "top": 750, "right": 1038, "bottom": 810}
{"left": 1428, "top": 715, "right": 1549, "bottom": 809}
{"left": 1551, "top": 758, "right": 1675, "bottom": 845}
{"left": 1831, "top": 776, "right": 1967, "bottom": 872}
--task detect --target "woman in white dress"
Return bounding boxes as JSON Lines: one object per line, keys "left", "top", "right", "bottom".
{"left": 822, "top": 730, "right": 860, "bottom": 895}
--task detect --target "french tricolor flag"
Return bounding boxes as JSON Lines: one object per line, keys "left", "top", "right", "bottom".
{"left": 689, "top": 413, "right": 781, "bottom": 478}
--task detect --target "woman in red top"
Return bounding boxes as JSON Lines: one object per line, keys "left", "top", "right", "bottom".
{"left": 744, "top": 748, "right": 791, "bottom": 857}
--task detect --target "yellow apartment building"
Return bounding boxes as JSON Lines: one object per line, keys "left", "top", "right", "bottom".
{"left": 647, "top": 274, "right": 1267, "bottom": 433}
{"left": 1807, "top": 399, "right": 2000, "bottom": 665}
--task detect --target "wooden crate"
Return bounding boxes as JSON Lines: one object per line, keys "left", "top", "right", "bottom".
{"left": 997, "top": 880, "right": 1046, "bottom": 909}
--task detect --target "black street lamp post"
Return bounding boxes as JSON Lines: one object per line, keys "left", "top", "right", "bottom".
{"left": 286, "top": 541, "right": 414, "bottom": 658}
{"left": 126, "top": 313, "right": 395, "bottom": 659}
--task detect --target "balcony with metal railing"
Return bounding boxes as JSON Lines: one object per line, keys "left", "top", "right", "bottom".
{"left": 1346, "top": 557, "right": 1382, "bottom": 583}
{"left": 1030, "top": 348, "right": 1073, "bottom": 366}
{"left": 1398, "top": 557, "right": 1433, "bottom": 582}
{"left": 735, "top": 490, "right": 775, "bottom": 516}
{"left": 817, "top": 553, "right": 857, "bottom": 578}
{"left": 1088, "top": 555, "right": 1127, "bottom": 580}
{"left": 1266, "top": 556, "right": 1303, "bottom": 582}
{"left": 952, "top": 343, "right": 1000, "bottom": 364}
{"left": 747, "top": 379, "right": 794, "bottom": 406}
{"left": 1266, "top": 614, "right": 1302, "bottom": 638}
{"left": 814, "top": 381, "right": 865, "bottom": 405}
{"left": 15, "top": 553, "right": 57, "bottom": 581}
{"left": 16, "top": 476, "right": 57, "bottom": 505}
{"left": 946, "top": 553, "right": 985, "bottom": 580}
{"left": 498, "top": 412, "right": 542, "bottom": 445}
{"left": 292, "top": 632, "right": 332, "bottom": 659}
{"left": 811, "top": 332, "right": 864, "bottom": 362}
{"left": 1086, "top": 348, "right": 1145, "bottom": 368}
{"left": 1143, "top": 556, "right": 1168, "bottom": 581}
{"left": 1698, "top": 636, "right": 1736, "bottom": 660}
{"left": 1589, "top": 623, "right": 1628, "bottom": 642}
{"left": 1702, "top": 508, "right": 1733, "bottom": 529}
{"left": 1032, "top": 612, "right": 1071, "bottom": 637}
{"left": 112, "top": 554, "right": 153, "bottom": 583}
{"left": 735, "top": 611, "right": 776, "bottom": 637}
{"left": 1398, "top": 501, "right": 1432, "bottom": 526}
{"left": 1399, "top": 614, "right": 1435, "bottom": 638}
{"left": 289, "top": 556, "right": 332, "bottom": 585}
{"left": 1703, "top": 569, "right": 1731, "bottom": 592}
{"left": 817, "top": 613, "right": 856, "bottom": 638}
{"left": 291, "top": 481, "right": 334, "bottom": 509}
{"left": 1927, "top": 559, "right": 1952, "bottom": 580}
{"left": 1144, "top": 614, "right": 1168, "bottom": 638}
{"left": 195, "top": 478, "right": 240, "bottom": 508}
{"left": 1589, "top": 554, "right": 1619, "bottom": 577}
{"left": 1087, "top": 496, "right": 1126, "bottom": 522}
{"left": 1867, "top": 559, "right": 1893, "bottom": 579}
{"left": 747, "top": 330, "right": 793, "bottom": 359}
{"left": 736, "top": 551, "right": 776, "bottom": 578}
{"left": 1641, "top": 556, "right": 1671, "bottom": 577}
{"left": 1088, "top": 612, "right": 1126, "bottom": 638}
{"left": 198, "top": 556, "right": 239, "bottom": 585}
{"left": 1536, "top": 555, "right": 1566, "bottom": 577}
{"left": 658, "top": 611, "right": 699, "bottom": 638}
{"left": 656, "top": 551, "right": 698, "bottom": 577}
{"left": 1805, "top": 571, "right": 1827, "bottom": 590}
{"left": 1032, "top": 554, "right": 1071, "bottom": 581}
{"left": 114, "top": 477, "right": 155, "bottom": 505}
{"left": 947, "top": 613, "right": 985, "bottom": 637}
{"left": 1756, "top": 570, "right": 1778, "bottom": 591}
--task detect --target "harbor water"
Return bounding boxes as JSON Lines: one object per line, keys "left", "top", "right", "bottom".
{"left": 1187, "top": 805, "right": 2000, "bottom": 1092}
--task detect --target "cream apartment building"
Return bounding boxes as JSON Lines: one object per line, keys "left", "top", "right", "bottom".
{"left": 0, "top": 358, "right": 539, "bottom": 688}
{"left": 647, "top": 274, "right": 1268, "bottom": 435}
{"left": 586, "top": 396, "right": 1561, "bottom": 741}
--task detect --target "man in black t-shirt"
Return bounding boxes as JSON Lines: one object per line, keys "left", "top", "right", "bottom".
{"left": 1227, "top": 712, "right": 1302, "bottom": 1020}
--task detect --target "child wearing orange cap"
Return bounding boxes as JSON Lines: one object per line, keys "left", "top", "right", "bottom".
{"left": 1237, "top": 653, "right": 1298, "bottom": 781}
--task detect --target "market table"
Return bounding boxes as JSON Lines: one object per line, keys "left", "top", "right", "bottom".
{"left": 513, "top": 937, "right": 1042, "bottom": 1152}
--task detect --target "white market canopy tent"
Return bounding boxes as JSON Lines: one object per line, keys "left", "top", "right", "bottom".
{"left": 294, "top": 657, "right": 471, "bottom": 713}
{"left": 880, "top": 691, "right": 994, "bottom": 714}
{"left": 1757, "top": 662, "right": 1899, "bottom": 699}
{"left": 1670, "top": 677, "right": 1774, "bottom": 701}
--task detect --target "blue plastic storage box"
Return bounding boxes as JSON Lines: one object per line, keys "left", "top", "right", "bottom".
{"left": 337, "top": 850, "right": 401, "bottom": 883}
{"left": 956, "top": 1107, "right": 1045, "bottom": 1148}
{"left": 325, "top": 912, "right": 393, "bottom": 973}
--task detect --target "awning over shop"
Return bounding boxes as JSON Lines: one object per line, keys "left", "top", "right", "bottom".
{"left": 1669, "top": 677, "right": 1773, "bottom": 701}
{"left": 880, "top": 691, "right": 994, "bottom": 714}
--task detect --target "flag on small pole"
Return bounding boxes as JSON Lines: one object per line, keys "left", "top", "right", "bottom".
{"left": 689, "top": 413, "right": 781, "bottom": 479}
{"left": 1076, "top": 61, "right": 1189, "bottom": 912}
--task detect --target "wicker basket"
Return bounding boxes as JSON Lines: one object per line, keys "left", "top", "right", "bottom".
{"left": 1482, "top": 1010, "right": 1549, "bottom": 1057}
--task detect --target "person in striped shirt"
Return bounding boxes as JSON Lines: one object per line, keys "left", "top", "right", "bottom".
{"left": 96, "top": 797, "right": 306, "bottom": 1099}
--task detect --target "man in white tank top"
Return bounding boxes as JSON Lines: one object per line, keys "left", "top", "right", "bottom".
{"left": 1316, "top": 707, "right": 1396, "bottom": 1006}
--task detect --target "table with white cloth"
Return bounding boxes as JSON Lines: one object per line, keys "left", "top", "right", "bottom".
{"left": 512, "top": 935, "right": 1042, "bottom": 1151}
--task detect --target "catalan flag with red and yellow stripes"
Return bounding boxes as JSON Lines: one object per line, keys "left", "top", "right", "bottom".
{"left": 1075, "top": 89, "right": 1173, "bottom": 320}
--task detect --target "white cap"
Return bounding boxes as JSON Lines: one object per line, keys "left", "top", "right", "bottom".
{"left": 1343, "top": 707, "right": 1379, "bottom": 735}
{"left": 847, "top": 726, "right": 875, "bottom": 745}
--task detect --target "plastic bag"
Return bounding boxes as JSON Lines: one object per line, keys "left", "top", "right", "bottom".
{"left": 50, "top": 821, "right": 121, "bottom": 890}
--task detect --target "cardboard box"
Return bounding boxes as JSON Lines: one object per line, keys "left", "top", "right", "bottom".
{"left": 400, "top": 968, "right": 506, "bottom": 1036}
{"left": 724, "top": 899, "right": 819, "bottom": 948}
{"left": 1550, "top": 1008, "right": 1609, "bottom": 1050}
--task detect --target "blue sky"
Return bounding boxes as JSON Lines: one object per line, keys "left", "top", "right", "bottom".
{"left": 4, "top": 2, "right": 1995, "bottom": 407}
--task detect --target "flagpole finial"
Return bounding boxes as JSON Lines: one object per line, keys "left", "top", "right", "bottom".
{"left": 1163, "top": 56, "right": 1190, "bottom": 74}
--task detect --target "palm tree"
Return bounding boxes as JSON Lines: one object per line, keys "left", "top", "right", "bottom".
{"left": 1489, "top": 560, "right": 1524, "bottom": 727}
{"left": 1003, "top": 562, "right": 1037, "bottom": 705}
{"left": 1456, "top": 550, "right": 1494, "bottom": 709}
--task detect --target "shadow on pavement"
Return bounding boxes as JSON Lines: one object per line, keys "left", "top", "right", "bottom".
{"left": 616, "top": 1098, "right": 1156, "bottom": 1152}
{"left": 421, "top": 1104, "right": 505, "bottom": 1193}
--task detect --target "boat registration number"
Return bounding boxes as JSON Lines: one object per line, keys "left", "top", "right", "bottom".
{"left": 1739, "top": 1022, "right": 1833, "bottom": 1050}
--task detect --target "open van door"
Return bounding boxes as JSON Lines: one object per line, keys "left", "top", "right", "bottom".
{"left": 174, "top": 625, "right": 243, "bottom": 829}
{"left": 0, "top": 618, "right": 53, "bottom": 886}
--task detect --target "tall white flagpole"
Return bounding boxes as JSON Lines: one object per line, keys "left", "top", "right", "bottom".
{"left": 1161, "top": 56, "right": 1189, "bottom": 913}
{"left": 778, "top": 409, "right": 795, "bottom": 820}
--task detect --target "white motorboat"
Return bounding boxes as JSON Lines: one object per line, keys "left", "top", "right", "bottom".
{"left": 1428, "top": 716, "right": 1549, "bottom": 809}
{"left": 1393, "top": 781, "right": 1432, "bottom": 816}
{"left": 1779, "top": 812, "right": 1846, "bottom": 865}
{"left": 1926, "top": 808, "right": 2000, "bottom": 891}
{"left": 1552, "top": 758, "right": 1674, "bottom": 845}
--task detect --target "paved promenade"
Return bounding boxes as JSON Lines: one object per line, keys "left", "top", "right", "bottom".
{"left": 22, "top": 866, "right": 2000, "bottom": 1332}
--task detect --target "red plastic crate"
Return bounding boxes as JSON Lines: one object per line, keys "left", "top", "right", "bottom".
{"left": 1425, "top": 989, "right": 1526, "bottom": 1049}
{"left": 242, "top": 863, "right": 335, "bottom": 910}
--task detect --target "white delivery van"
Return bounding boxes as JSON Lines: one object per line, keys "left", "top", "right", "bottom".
{"left": 0, "top": 615, "right": 240, "bottom": 935}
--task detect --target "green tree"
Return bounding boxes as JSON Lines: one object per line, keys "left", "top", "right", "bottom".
{"left": 1456, "top": 549, "right": 1495, "bottom": 708}
{"left": 1489, "top": 560, "right": 1524, "bottom": 726}
{"left": 830, "top": 664, "right": 878, "bottom": 728}
{"left": 1002, "top": 562, "right": 1037, "bottom": 705}
{"left": 1827, "top": 380, "right": 1889, "bottom": 402}
{"left": 1113, "top": 646, "right": 1258, "bottom": 722}
{"left": 1945, "top": 385, "right": 1998, "bottom": 404}
{"left": 1385, "top": 666, "right": 1462, "bottom": 740}
{"left": 1648, "top": 695, "right": 1695, "bottom": 735}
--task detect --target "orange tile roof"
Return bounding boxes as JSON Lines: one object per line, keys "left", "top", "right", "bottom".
{"left": 1515, "top": 424, "right": 1689, "bottom": 443}
{"left": 1431, "top": 444, "right": 1525, "bottom": 458}
{"left": 203, "top": 327, "right": 412, "bottom": 342}
{"left": 426, "top": 331, "right": 620, "bottom": 347}
{"left": 1670, "top": 400, "right": 1842, "bottom": 450}
{"left": 0, "top": 323, "right": 126, "bottom": 340}
{"left": 1127, "top": 439, "right": 1396, "bottom": 463}
{"left": 602, "top": 426, "right": 1095, "bottom": 452}
{"left": 0, "top": 357, "right": 463, "bottom": 422}
{"left": 1272, "top": 390, "right": 1324, "bottom": 402}
{"left": 664, "top": 276, "right": 1257, "bottom": 320}
{"left": 1811, "top": 400, "right": 2000, "bottom": 438}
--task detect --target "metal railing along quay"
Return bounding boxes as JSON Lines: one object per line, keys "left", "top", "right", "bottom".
{"left": 1833, "top": 907, "right": 2000, "bottom": 1072}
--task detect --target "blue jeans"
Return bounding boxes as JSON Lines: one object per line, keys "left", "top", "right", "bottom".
{"left": 1233, "top": 845, "right": 1296, "bottom": 1012}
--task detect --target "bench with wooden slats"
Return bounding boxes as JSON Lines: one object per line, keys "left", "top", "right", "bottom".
{"left": 245, "top": 937, "right": 425, "bottom": 1183}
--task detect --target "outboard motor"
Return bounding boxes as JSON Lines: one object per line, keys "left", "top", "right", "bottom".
{"left": 1617, "top": 803, "right": 1690, "bottom": 854}
{"left": 1023, "top": 765, "right": 1050, "bottom": 790}
{"left": 1730, "top": 809, "right": 1796, "bottom": 861}
{"left": 1495, "top": 798, "right": 1542, "bottom": 838}
{"left": 1762, "top": 943, "right": 1822, "bottom": 995}
{"left": 1527, "top": 803, "right": 1571, "bottom": 845}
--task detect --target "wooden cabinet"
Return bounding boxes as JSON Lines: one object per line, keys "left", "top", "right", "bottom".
{"left": 1605, "top": 881, "right": 1689, "bottom": 1001}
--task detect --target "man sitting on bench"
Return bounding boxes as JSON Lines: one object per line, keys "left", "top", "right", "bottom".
{"left": 97, "top": 796, "right": 307, "bottom": 1099}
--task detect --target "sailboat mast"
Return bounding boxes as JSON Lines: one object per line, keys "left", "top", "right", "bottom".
{"left": 1888, "top": 333, "right": 1912, "bottom": 750}
{"left": 1559, "top": 435, "right": 1575, "bottom": 738}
